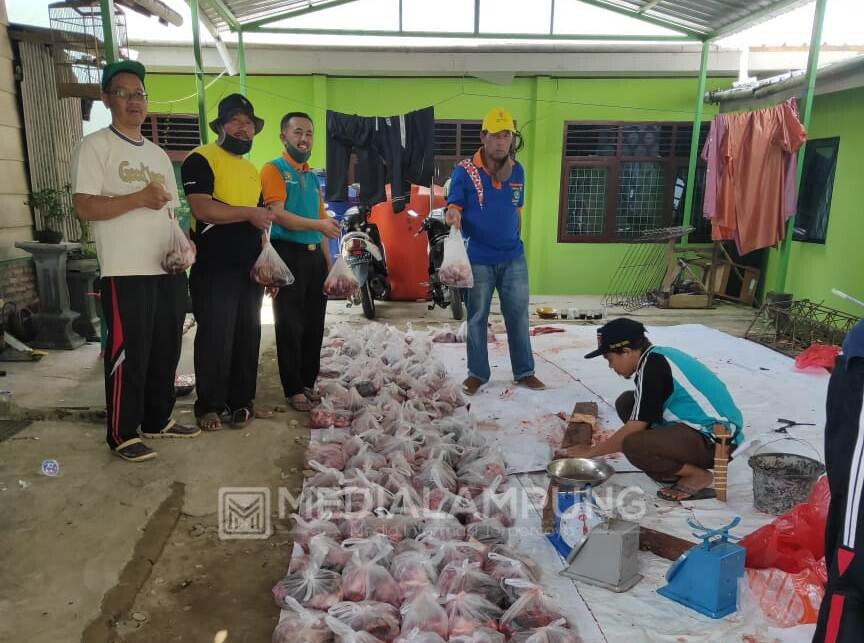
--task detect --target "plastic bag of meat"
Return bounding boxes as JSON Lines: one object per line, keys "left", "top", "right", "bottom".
{"left": 341, "top": 533, "right": 394, "bottom": 567}
{"left": 307, "top": 460, "right": 347, "bottom": 488}
{"left": 438, "top": 561, "right": 506, "bottom": 606}
{"left": 430, "top": 416, "right": 477, "bottom": 441}
{"left": 306, "top": 441, "right": 347, "bottom": 471}
{"left": 419, "top": 512, "right": 467, "bottom": 541}
{"left": 466, "top": 518, "right": 509, "bottom": 546}
{"left": 424, "top": 484, "right": 476, "bottom": 520}
{"left": 442, "top": 592, "right": 504, "bottom": 638}
{"left": 431, "top": 328, "right": 459, "bottom": 344}
{"left": 327, "top": 601, "right": 401, "bottom": 642}
{"left": 295, "top": 533, "right": 352, "bottom": 572}
{"left": 448, "top": 628, "right": 506, "bottom": 643}
{"left": 272, "top": 597, "right": 333, "bottom": 643}
{"left": 416, "top": 435, "right": 464, "bottom": 469}
{"left": 342, "top": 548, "right": 404, "bottom": 606}
{"left": 510, "top": 619, "right": 581, "bottom": 643}
{"left": 420, "top": 537, "right": 487, "bottom": 572}
{"left": 500, "top": 581, "right": 567, "bottom": 632}
{"left": 342, "top": 470, "right": 393, "bottom": 513}
{"left": 458, "top": 455, "right": 507, "bottom": 488}
{"left": 416, "top": 456, "right": 458, "bottom": 493}
{"left": 251, "top": 228, "right": 295, "bottom": 287}
{"left": 324, "top": 257, "right": 360, "bottom": 298}
{"left": 311, "top": 399, "right": 353, "bottom": 429}
{"left": 346, "top": 444, "right": 388, "bottom": 472}
{"left": 484, "top": 550, "right": 540, "bottom": 584}
{"left": 400, "top": 587, "right": 449, "bottom": 638}
{"left": 272, "top": 549, "right": 343, "bottom": 611}
{"left": 346, "top": 387, "right": 366, "bottom": 412}
{"left": 320, "top": 380, "right": 351, "bottom": 399}
{"left": 394, "top": 628, "right": 446, "bottom": 643}
{"left": 161, "top": 212, "right": 196, "bottom": 273}
{"left": 293, "top": 514, "right": 342, "bottom": 551}
{"left": 298, "top": 487, "right": 345, "bottom": 520}
{"left": 324, "top": 615, "right": 383, "bottom": 643}
{"left": 439, "top": 227, "right": 474, "bottom": 288}
{"left": 352, "top": 408, "right": 383, "bottom": 434}
{"left": 366, "top": 509, "right": 424, "bottom": 544}
{"left": 473, "top": 476, "right": 514, "bottom": 527}
{"left": 391, "top": 548, "right": 441, "bottom": 594}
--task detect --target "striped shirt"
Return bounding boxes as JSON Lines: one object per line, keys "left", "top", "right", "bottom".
{"left": 630, "top": 346, "right": 744, "bottom": 445}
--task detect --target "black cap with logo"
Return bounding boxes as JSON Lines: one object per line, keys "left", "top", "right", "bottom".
{"left": 209, "top": 93, "right": 264, "bottom": 134}
{"left": 584, "top": 318, "right": 647, "bottom": 359}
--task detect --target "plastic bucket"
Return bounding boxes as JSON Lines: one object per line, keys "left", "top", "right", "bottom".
{"left": 749, "top": 438, "right": 825, "bottom": 515}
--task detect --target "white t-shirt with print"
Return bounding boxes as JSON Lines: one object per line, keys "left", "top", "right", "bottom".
{"left": 72, "top": 126, "right": 181, "bottom": 277}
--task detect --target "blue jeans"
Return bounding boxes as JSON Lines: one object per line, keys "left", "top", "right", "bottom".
{"left": 465, "top": 254, "right": 535, "bottom": 383}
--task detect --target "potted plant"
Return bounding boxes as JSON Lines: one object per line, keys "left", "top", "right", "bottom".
{"left": 26, "top": 184, "right": 73, "bottom": 244}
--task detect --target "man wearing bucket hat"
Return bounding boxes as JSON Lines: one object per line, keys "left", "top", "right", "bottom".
{"left": 181, "top": 94, "right": 275, "bottom": 432}
{"left": 813, "top": 319, "right": 864, "bottom": 642}
{"left": 445, "top": 107, "right": 544, "bottom": 397}
{"left": 556, "top": 318, "right": 744, "bottom": 502}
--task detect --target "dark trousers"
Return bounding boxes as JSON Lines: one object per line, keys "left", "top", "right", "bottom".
{"left": 271, "top": 241, "right": 328, "bottom": 397}
{"left": 101, "top": 274, "right": 186, "bottom": 449}
{"left": 189, "top": 265, "right": 263, "bottom": 417}
{"left": 813, "top": 356, "right": 864, "bottom": 643}
{"left": 615, "top": 391, "right": 716, "bottom": 482}
{"left": 326, "top": 107, "right": 435, "bottom": 210}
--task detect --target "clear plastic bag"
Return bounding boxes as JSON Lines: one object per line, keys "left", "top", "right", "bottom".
{"left": 307, "top": 460, "right": 346, "bottom": 488}
{"left": 342, "top": 549, "right": 404, "bottom": 607}
{"left": 443, "top": 592, "right": 504, "bottom": 638}
{"left": 437, "top": 560, "right": 506, "bottom": 606}
{"left": 500, "top": 581, "right": 566, "bottom": 632}
{"left": 439, "top": 227, "right": 474, "bottom": 288}
{"left": 273, "top": 549, "right": 343, "bottom": 611}
{"left": 327, "top": 601, "right": 401, "bottom": 641}
{"left": 484, "top": 550, "right": 540, "bottom": 584}
{"left": 324, "top": 615, "right": 384, "bottom": 643}
{"left": 400, "top": 587, "right": 449, "bottom": 639}
{"left": 448, "top": 629, "right": 505, "bottom": 643}
{"left": 466, "top": 517, "right": 509, "bottom": 547}
{"left": 420, "top": 512, "right": 466, "bottom": 541}
{"left": 306, "top": 440, "right": 347, "bottom": 470}
{"left": 391, "top": 549, "right": 440, "bottom": 594}
{"left": 324, "top": 256, "right": 360, "bottom": 298}
{"left": 510, "top": 620, "right": 581, "bottom": 643}
{"left": 293, "top": 514, "right": 342, "bottom": 550}
{"left": 394, "top": 628, "right": 446, "bottom": 643}
{"left": 340, "top": 533, "right": 394, "bottom": 566}
{"left": 251, "top": 227, "right": 295, "bottom": 287}
{"left": 298, "top": 487, "right": 345, "bottom": 520}
{"left": 272, "top": 597, "right": 332, "bottom": 643}
{"left": 162, "top": 211, "right": 196, "bottom": 273}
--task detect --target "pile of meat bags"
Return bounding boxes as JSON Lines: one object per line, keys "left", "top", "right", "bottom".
{"left": 273, "top": 324, "right": 581, "bottom": 643}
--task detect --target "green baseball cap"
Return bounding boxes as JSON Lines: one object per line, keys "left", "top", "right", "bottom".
{"left": 101, "top": 60, "right": 146, "bottom": 92}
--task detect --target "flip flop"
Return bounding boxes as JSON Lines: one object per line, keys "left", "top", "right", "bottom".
{"left": 254, "top": 407, "right": 275, "bottom": 419}
{"left": 112, "top": 438, "right": 157, "bottom": 462}
{"left": 304, "top": 388, "right": 322, "bottom": 403}
{"left": 289, "top": 394, "right": 313, "bottom": 412}
{"left": 657, "top": 485, "right": 716, "bottom": 502}
{"left": 196, "top": 412, "right": 223, "bottom": 432}
{"left": 230, "top": 407, "right": 254, "bottom": 430}
{"left": 142, "top": 419, "right": 202, "bottom": 439}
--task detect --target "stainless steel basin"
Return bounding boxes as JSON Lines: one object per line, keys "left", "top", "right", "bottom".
{"left": 546, "top": 458, "right": 615, "bottom": 488}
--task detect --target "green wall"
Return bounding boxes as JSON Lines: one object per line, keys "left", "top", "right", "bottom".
{"left": 764, "top": 87, "right": 864, "bottom": 316}
{"left": 146, "top": 73, "right": 725, "bottom": 295}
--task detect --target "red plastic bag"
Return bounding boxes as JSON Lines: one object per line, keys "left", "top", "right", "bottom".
{"left": 794, "top": 344, "right": 840, "bottom": 371}
{"left": 745, "top": 564, "right": 827, "bottom": 626}
{"left": 740, "top": 475, "right": 830, "bottom": 576}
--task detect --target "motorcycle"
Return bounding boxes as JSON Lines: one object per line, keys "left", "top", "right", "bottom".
{"left": 410, "top": 207, "right": 464, "bottom": 320}
{"left": 340, "top": 205, "right": 389, "bottom": 320}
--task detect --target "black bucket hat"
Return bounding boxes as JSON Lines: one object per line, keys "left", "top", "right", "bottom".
{"left": 209, "top": 93, "right": 264, "bottom": 134}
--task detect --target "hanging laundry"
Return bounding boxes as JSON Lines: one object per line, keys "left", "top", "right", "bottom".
{"left": 325, "top": 107, "right": 434, "bottom": 212}
{"left": 701, "top": 99, "right": 806, "bottom": 255}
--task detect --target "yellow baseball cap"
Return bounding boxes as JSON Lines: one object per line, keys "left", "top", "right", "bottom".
{"left": 482, "top": 107, "right": 515, "bottom": 134}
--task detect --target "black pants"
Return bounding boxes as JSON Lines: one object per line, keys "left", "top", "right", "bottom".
{"left": 813, "top": 356, "right": 864, "bottom": 643}
{"left": 271, "top": 241, "right": 328, "bottom": 397}
{"left": 326, "top": 107, "right": 434, "bottom": 210}
{"left": 616, "top": 391, "right": 716, "bottom": 482}
{"left": 101, "top": 274, "right": 186, "bottom": 449}
{"left": 189, "top": 264, "right": 263, "bottom": 417}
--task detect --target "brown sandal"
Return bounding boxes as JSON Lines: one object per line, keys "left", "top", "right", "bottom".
{"left": 196, "top": 412, "right": 223, "bottom": 432}
{"left": 289, "top": 394, "right": 313, "bottom": 412}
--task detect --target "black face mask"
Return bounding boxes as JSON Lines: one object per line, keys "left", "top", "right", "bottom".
{"left": 219, "top": 133, "right": 252, "bottom": 155}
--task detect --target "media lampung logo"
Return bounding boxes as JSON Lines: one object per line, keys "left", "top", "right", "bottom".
{"left": 218, "top": 488, "right": 271, "bottom": 540}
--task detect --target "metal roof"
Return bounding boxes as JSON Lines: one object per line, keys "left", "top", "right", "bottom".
{"left": 197, "top": 0, "right": 815, "bottom": 39}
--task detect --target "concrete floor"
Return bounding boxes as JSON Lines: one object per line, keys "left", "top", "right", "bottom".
{"left": 0, "top": 295, "right": 758, "bottom": 642}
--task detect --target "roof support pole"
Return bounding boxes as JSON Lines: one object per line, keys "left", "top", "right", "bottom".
{"left": 681, "top": 39, "right": 710, "bottom": 244}
{"left": 237, "top": 27, "right": 247, "bottom": 96}
{"left": 473, "top": 0, "right": 480, "bottom": 34}
{"left": 774, "top": 0, "right": 827, "bottom": 292}
{"left": 190, "top": 0, "right": 209, "bottom": 144}
{"left": 99, "top": 0, "right": 119, "bottom": 63}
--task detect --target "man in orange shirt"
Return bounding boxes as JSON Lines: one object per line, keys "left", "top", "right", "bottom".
{"left": 260, "top": 112, "right": 341, "bottom": 411}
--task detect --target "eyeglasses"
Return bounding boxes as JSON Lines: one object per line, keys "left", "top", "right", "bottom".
{"left": 107, "top": 89, "right": 148, "bottom": 101}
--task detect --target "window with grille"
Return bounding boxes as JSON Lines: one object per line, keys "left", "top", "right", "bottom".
{"left": 559, "top": 121, "right": 710, "bottom": 243}
{"left": 433, "top": 120, "right": 483, "bottom": 185}
{"left": 141, "top": 114, "right": 201, "bottom": 162}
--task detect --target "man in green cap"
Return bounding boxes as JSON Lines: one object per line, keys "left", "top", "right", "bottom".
{"left": 72, "top": 60, "right": 201, "bottom": 463}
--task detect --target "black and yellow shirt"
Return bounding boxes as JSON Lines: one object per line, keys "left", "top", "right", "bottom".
{"left": 181, "top": 143, "right": 262, "bottom": 270}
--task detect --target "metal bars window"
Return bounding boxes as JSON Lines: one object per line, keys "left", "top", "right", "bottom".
{"left": 558, "top": 121, "right": 709, "bottom": 243}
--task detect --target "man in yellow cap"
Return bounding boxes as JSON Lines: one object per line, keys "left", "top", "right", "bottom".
{"left": 445, "top": 108, "right": 545, "bottom": 396}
